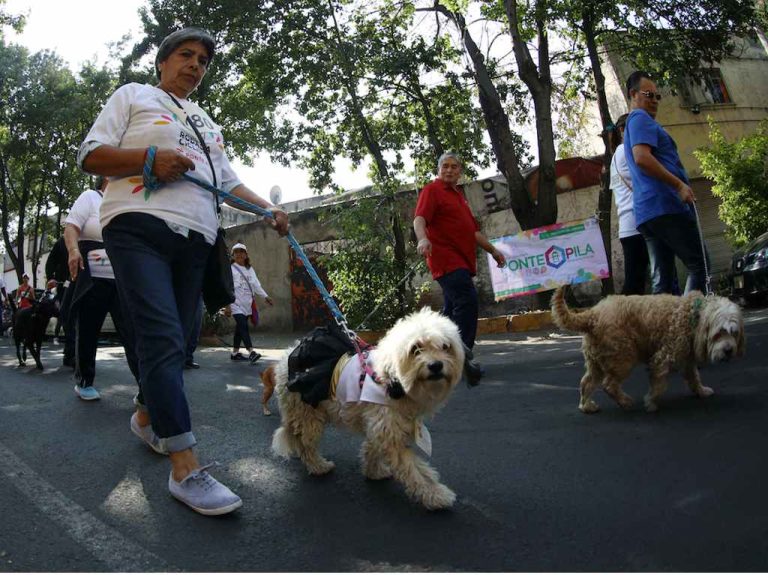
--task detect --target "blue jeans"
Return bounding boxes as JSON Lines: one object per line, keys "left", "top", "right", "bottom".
{"left": 103, "top": 213, "right": 210, "bottom": 453}
{"left": 436, "top": 268, "right": 478, "bottom": 349}
{"left": 186, "top": 297, "right": 203, "bottom": 362}
{"left": 638, "top": 213, "right": 710, "bottom": 295}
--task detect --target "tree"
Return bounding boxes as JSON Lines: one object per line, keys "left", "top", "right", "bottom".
{"left": 124, "top": 0, "right": 491, "bottom": 326}
{"left": 695, "top": 119, "right": 768, "bottom": 248}
{"left": 0, "top": 40, "right": 113, "bottom": 284}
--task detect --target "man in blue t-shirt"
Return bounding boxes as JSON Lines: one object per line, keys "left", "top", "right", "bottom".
{"left": 623, "top": 70, "right": 709, "bottom": 294}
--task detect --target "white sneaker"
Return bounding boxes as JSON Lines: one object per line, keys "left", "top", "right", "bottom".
{"left": 168, "top": 463, "right": 242, "bottom": 516}
{"left": 130, "top": 413, "right": 168, "bottom": 455}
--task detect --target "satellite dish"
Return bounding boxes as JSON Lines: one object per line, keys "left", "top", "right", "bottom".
{"left": 269, "top": 185, "right": 283, "bottom": 205}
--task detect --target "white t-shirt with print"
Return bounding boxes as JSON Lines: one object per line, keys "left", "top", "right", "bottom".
{"left": 65, "top": 189, "right": 114, "bottom": 279}
{"left": 231, "top": 263, "right": 268, "bottom": 316}
{"left": 610, "top": 143, "right": 640, "bottom": 239}
{"left": 78, "top": 83, "right": 243, "bottom": 245}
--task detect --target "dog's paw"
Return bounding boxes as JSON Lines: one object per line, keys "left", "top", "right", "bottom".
{"left": 421, "top": 484, "right": 456, "bottom": 510}
{"left": 363, "top": 465, "right": 392, "bottom": 481}
{"left": 579, "top": 400, "right": 600, "bottom": 414}
{"left": 696, "top": 386, "right": 715, "bottom": 398}
{"left": 644, "top": 398, "right": 659, "bottom": 412}
{"left": 307, "top": 459, "right": 336, "bottom": 476}
{"left": 617, "top": 395, "right": 635, "bottom": 409}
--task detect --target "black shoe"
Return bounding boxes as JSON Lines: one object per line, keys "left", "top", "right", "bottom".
{"left": 231, "top": 352, "right": 247, "bottom": 361}
{"left": 249, "top": 351, "right": 262, "bottom": 364}
{"left": 184, "top": 359, "right": 200, "bottom": 370}
{"left": 463, "top": 358, "right": 484, "bottom": 387}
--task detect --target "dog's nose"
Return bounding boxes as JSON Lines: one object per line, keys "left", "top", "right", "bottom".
{"left": 427, "top": 360, "right": 443, "bottom": 373}
{"left": 723, "top": 347, "right": 733, "bottom": 360}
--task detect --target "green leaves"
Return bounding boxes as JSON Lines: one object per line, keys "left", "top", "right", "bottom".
{"left": 695, "top": 120, "right": 768, "bottom": 248}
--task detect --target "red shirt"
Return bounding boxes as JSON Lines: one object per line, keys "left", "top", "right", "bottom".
{"left": 415, "top": 179, "right": 480, "bottom": 279}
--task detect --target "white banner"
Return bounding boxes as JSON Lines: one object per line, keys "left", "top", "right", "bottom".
{"left": 488, "top": 216, "right": 610, "bottom": 300}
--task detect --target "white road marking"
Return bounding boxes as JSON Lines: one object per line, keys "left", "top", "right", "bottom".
{"left": 0, "top": 441, "right": 176, "bottom": 572}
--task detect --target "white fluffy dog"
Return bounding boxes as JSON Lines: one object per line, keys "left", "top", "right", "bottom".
{"left": 551, "top": 287, "right": 745, "bottom": 413}
{"left": 270, "top": 307, "right": 465, "bottom": 510}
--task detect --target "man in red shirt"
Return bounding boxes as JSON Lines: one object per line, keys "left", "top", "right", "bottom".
{"left": 413, "top": 152, "right": 506, "bottom": 385}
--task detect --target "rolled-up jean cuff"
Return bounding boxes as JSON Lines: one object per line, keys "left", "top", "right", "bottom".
{"left": 160, "top": 431, "right": 197, "bottom": 454}
{"left": 133, "top": 395, "right": 148, "bottom": 413}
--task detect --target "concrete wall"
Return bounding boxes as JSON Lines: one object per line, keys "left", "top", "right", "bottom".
{"left": 232, "top": 176, "right": 624, "bottom": 331}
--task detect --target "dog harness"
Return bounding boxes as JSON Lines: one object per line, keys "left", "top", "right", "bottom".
{"left": 330, "top": 350, "right": 389, "bottom": 406}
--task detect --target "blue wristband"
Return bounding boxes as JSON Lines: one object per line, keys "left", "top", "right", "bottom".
{"left": 142, "top": 145, "right": 161, "bottom": 192}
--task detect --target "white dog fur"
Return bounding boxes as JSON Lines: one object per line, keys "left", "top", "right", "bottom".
{"left": 551, "top": 287, "right": 745, "bottom": 413}
{"left": 271, "top": 307, "right": 465, "bottom": 510}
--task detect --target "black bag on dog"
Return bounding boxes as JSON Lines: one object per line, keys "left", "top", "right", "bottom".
{"left": 287, "top": 323, "right": 356, "bottom": 407}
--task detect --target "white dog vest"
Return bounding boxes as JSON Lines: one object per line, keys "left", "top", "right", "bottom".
{"left": 332, "top": 351, "right": 390, "bottom": 406}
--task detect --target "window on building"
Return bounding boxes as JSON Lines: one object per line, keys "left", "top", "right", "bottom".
{"left": 700, "top": 69, "right": 732, "bottom": 104}
{"left": 678, "top": 68, "right": 733, "bottom": 108}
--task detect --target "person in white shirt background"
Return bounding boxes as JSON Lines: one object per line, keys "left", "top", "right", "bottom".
{"left": 610, "top": 113, "right": 650, "bottom": 295}
{"left": 224, "top": 242, "right": 273, "bottom": 364}
{"left": 63, "top": 176, "right": 140, "bottom": 401}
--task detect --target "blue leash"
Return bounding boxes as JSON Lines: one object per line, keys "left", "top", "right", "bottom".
{"left": 141, "top": 149, "right": 346, "bottom": 325}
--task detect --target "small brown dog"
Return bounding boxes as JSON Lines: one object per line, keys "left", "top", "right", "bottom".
{"left": 551, "top": 286, "right": 745, "bottom": 413}
{"left": 260, "top": 366, "right": 276, "bottom": 416}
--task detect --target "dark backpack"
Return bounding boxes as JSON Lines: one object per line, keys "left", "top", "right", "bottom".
{"left": 287, "top": 323, "right": 356, "bottom": 407}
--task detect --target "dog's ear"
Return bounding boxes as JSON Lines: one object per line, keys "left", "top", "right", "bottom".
{"left": 692, "top": 301, "right": 710, "bottom": 364}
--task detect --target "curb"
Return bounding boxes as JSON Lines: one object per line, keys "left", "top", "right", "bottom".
{"left": 200, "top": 311, "right": 554, "bottom": 348}
{"left": 478, "top": 311, "right": 553, "bottom": 335}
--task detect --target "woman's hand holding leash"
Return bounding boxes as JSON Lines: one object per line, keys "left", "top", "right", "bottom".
{"left": 269, "top": 209, "right": 289, "bottom": 236}
{"left": 152, "top": 149, "right": 195, "bottom": 183}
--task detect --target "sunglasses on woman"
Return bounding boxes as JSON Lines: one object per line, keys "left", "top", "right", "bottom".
{"left": 639, "top": 90, "right": 662, "bottom": 101}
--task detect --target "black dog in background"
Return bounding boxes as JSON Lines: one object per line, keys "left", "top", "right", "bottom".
{"left": 13, "top": 290, "right": 59, "bottom": 370}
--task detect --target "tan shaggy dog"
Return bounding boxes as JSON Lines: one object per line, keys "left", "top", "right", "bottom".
{"left": 271, "top": 308, "right": 465, "bottom": 510}
{"left": 551, "top": 287, "right": 745, "bottom": 413}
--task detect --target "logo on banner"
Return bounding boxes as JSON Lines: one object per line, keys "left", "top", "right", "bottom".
{"left": 487, "top": 217, "right": 609, "bottom": 300}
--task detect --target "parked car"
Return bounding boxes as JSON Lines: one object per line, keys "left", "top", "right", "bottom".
{"left": 730, "top": 231, "right": 768, "bottom": 305}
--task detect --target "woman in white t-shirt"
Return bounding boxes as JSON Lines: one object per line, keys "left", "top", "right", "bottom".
{"left": 77, "top": 27, "right": 288, "bottom": 516}
{"left": 63, "top": 176, "right": 140, "bottom": 402}
{"left": 224, "top": 243, "right": 273, "bottom": 363}
{"left": 610, "top": 113, "right": 650, "bottom": 295}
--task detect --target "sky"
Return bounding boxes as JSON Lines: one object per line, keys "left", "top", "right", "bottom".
{"left": 4, "top": 0, "right": 373, "bottom": 205}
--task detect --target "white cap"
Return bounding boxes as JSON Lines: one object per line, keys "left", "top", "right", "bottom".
{"left": 231, "top": 243, "right": 247, "bottom": 254}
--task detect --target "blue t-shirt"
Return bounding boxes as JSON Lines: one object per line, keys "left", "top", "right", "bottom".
{"left": 624, "top": 109, "right": 693, "bottom": 226}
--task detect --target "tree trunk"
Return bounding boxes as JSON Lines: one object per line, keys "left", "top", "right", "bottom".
{"left": 328, "top": 0, "right": 408, "bottom": 309}
{"left": 433, "top": 4, "right": 532, "bottom": 228}
{"left": 410, "top": 74, "right": 445, "bottom": 161}
{"left": 0, "top": 152, "right": 25, "bottom": 282}
{"left": 504, "top": 0, "right": 557, "bottom": 227}
{"left": 583, "top": 10, "right": 615, "bottom": 295}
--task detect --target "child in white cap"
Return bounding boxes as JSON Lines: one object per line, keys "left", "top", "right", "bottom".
{"left": 225, "top": 242, "right": 273, "bottom": 363}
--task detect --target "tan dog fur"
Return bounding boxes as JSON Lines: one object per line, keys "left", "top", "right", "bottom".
{"left": 551, "top": 287, "right": 745, "bottom": 413}
{"left": 271, "top": 308, "right": 465, "bottom": 510}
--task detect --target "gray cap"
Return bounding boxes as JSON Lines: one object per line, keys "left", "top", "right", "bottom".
{"left": 155, "top": 27, "right": 215, "bottom": 79}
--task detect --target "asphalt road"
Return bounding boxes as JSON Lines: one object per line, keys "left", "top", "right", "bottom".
{"left": 1, "top": 307, "right": 767, "bottom": 572}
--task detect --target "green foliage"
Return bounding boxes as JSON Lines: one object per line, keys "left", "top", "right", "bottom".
{"left": 0, "top": 39, "right": 117, "bottom": 279}
{"left": 318, "top": 194, "right": 430, "bottom": 330}
{"left": 694, "top": 119, "right": 768, "bottom": 248}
